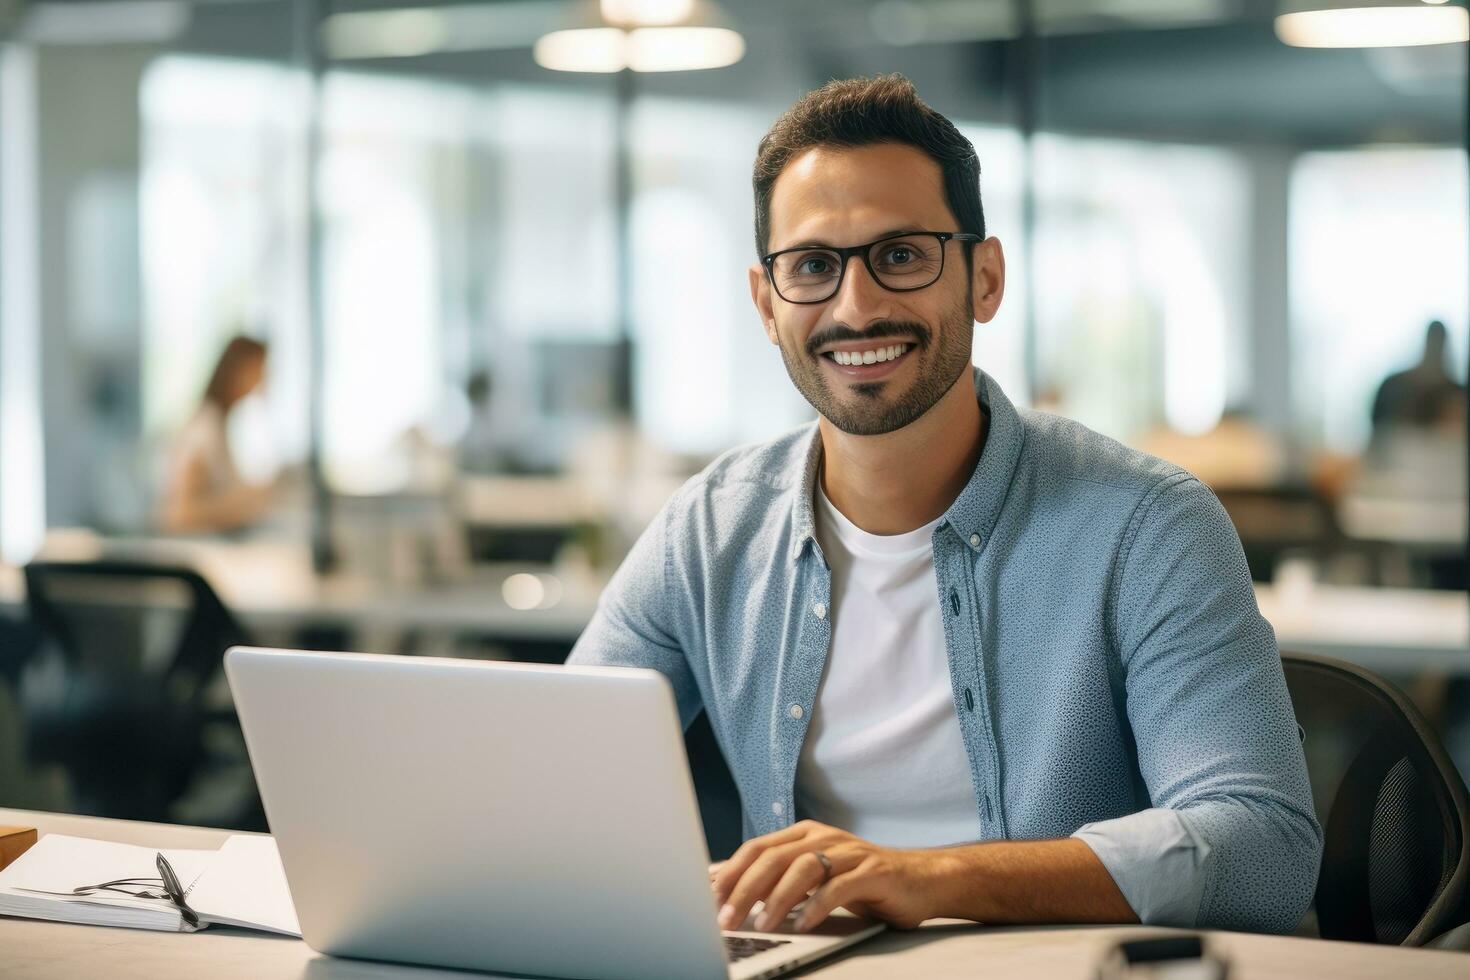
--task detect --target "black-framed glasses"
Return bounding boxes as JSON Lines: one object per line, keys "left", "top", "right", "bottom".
{"left": 42, "top": 852, "right": 201, "bottom": 928}
{"left": 761, "top": 230, "right": 981, "bottom": 305}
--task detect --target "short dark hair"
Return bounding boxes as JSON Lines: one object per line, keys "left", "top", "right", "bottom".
{"left": 752, "top": 74, "right": 985, "bottom": 257}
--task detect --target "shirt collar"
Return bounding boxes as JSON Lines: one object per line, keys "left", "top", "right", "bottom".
{"left": 788, "top": 368, "right": 1025, "bottom": 563}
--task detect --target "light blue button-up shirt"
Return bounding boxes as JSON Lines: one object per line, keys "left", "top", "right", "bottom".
{"left": 569, "top": 370, "right": 1322, "bottom": 933}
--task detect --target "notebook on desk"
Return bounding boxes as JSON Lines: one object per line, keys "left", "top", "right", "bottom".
{"left": 0, "top": 832, "right": 300, "bottom": 936}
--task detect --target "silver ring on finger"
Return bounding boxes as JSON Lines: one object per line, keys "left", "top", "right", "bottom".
{"left": 812, "top": 850, "right": 833, "bottom": 883}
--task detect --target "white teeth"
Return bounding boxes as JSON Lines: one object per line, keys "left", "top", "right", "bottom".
{"left": 828, "top": 343, "right": 909, "bottom": 366}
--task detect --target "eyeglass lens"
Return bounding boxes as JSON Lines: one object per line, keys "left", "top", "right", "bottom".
{"left": 770, "top": 234, "right": 946, "bottom": 303}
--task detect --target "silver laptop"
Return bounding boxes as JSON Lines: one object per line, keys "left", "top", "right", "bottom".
{"left": 224, "top": 646, "right": 883, "bottom": 980}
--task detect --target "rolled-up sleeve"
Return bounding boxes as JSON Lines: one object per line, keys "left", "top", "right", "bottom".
{"left": 1073, "top": 474, "right": 1322, "bottom": 933}
{"left": 567, "top": 497, "right": 702, "bottom": 728}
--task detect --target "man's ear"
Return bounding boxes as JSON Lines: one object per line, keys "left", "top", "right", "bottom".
{"left": 970, "top": 237, "right": 1005, "bottom": 325}
{"left": 749, "top": 263, "right": 779, "bottom": 344}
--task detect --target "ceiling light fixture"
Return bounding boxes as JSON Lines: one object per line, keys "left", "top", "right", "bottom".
{"left": 322, "top": 2, "right": 574, "bottom": 61}
{"left": 534, "top": 0, "right": 744, "bottom": 73}
{"left": 20, "top": 0, "right": 190, "bottom": 44}
{"left": 600, "top": 0, "right": 696, "bottom": 27}
{"left": 1276, "top": 0, "right": 1469, "bottom": 48}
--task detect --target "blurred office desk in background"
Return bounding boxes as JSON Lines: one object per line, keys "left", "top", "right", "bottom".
{"left": 0, "top": 534, "right": 601, "bottom": 650}
{"left": 1339, "top": 495, "right": 1467, "bottom": 552}
{"left": 1, "top": 539, "right": 1465, "bottom": 671}
{"left": 456, "top": 474, "right": 609, "bottom": 528}
{"left": 3, "top": 809, "right": 1467, "bottom": 980}
{"left": 1256, "top": 581, "right": 1470, "bottom": 673}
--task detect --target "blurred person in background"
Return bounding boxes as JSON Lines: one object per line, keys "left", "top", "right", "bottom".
{"left": 157, "top": 335, "right": 275, "bottom": 534}
{"left": 1371, "top": 320, "right": 1465, "bottom": 439}
{"left": 1357, "top": 319, "right": 1465, "bottom": 503}
{"left": 458, "top": 369, "right": 507, "bottom": 474}
{"left": 1348, "top": 320, "right": 1466, "bottom": 588}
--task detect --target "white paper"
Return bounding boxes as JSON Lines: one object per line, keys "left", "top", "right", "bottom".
{"left": 0, "top": 834, "right": 215, "bottom": 931}
{"left": 187, "top": 834, "right": 301, "bottom": 937}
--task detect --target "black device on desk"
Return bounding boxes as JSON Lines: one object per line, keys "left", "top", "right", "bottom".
{"left": 1097, "top": 935, "right": 1228, "bottom": 980}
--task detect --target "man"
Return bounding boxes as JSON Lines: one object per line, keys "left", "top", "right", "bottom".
{"left": 1371, "top": 320, "right": 1465, "bottom": 438}
{"left": 569, "top": 75, "right": 1320, "bottom": 936}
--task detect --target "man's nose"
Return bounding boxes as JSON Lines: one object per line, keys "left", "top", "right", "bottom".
{"left": 825, "top": 256, "right": 894, "bottom": 328}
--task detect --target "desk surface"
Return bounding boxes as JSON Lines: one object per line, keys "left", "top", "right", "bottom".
{"left": 0, "top": 538, "right": 599, "bottom": 640}
{"left": 1255, "top": 582, "right": 1469, "bottom": 673}
{"left": 1, "top": 808, "right": 1466, "bottom": 980}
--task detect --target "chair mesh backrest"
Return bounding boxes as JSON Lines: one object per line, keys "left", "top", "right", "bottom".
{"left": 1368, "top": 756, "right": 1454, "bottom": 944}
{"left": 1284, "top": 653, "right": 1469, "bottom": 946}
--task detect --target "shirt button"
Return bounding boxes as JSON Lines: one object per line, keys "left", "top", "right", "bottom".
{"left": 788, "top": 703, "right": 804, "bottom": 720}
{"left": 812, "top": 601, "right": 827, "bottom": 619}
{"left": 969, "top": 533, "right": 982, "bottom": 549}
{"left": 772, "top": 801, "right": 784, "bottom": 816}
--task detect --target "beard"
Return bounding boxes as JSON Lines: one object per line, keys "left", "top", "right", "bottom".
{"left": 775, "top": 291, "right": 975, "bottom": 437}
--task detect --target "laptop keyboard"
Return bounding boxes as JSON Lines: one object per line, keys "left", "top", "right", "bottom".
{"left": 724, "top": 936, "right": 792, "bottom": 963}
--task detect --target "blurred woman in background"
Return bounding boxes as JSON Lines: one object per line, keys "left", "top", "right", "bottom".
{"left": 157, "top": 335, "right": 274, "bottom": 534}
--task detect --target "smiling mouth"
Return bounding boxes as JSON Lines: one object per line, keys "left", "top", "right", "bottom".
{"left": 820, "top": 342, "right": 912, "bottom": 366}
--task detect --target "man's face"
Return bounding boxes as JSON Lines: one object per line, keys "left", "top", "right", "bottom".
{"left": 749, "top": 143, "right": 1004, "bottom": 436}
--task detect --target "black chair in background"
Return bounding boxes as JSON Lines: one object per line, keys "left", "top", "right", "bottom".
{"left": 0, "top": 615, "right": 40, "bottom": 691}
{"left": 1214, "top": 486, "right": 1343, "bottom": 582}
{"left": 683, "top": 710, "right": 743, "bottom": 861}
{"left": 1283, "top": 652, "right": 1470, "bottom": 947}
{"left": 21, "top": 561, "right": 260, "bottom": 827}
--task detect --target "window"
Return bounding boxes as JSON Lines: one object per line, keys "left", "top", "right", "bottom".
{"left": 140, "top": 55, "right": 308, "bottom": 481}
{"left": 1032, "top": 136, "right": 1251, "bottom": 441}
{"left": 1290, "top": 147, "right": 1468, "bottom": 451}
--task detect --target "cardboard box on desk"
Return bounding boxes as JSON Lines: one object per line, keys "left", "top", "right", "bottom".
{"left": 0, "top": 826, "right": 38, "bottom": 871}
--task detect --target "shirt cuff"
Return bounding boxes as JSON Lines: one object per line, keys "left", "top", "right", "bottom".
{"left": 1072, "top": 808, "right": 1213, "bottom": 927}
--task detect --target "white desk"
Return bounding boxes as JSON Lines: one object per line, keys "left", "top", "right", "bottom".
{"left": 1, "top": 809, "right": 1466, "bottom": 979}
{"left": 1256, "top": 582, "right": 1470, "bottom": 673}
{"left": 1339, "top": 495, "right": 1465, "bottom": 551}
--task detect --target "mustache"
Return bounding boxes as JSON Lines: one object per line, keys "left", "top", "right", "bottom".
{"left": 805, "top": 320, "right": 931, "bottom": 358}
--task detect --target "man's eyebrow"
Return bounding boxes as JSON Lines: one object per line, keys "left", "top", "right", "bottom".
{"left": 775, "top": 227, "right": 926, "bottom": 252}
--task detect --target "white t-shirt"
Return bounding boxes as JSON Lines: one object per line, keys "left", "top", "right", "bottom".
{"left": 794, "top": 483, "right": 983, "bottom": 848}
{"left": 167, "top": 403, "right": 240, "bottom": 496}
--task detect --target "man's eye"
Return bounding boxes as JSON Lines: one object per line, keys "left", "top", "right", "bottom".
{"left": 882, "top": 246, "right": 914, "bottom": 265}
{"left": 798, "top": 257, "right": 833, "bottom": 276}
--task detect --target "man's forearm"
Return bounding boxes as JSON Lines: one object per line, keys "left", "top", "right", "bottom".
{"left": 711, "top": 821, "right": 1139, "bottom": 933}
{"left": 925, "top": 837, "right": 1138, "bottom": 924}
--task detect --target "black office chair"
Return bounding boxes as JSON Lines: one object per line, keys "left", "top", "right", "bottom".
{"left": 684, "top": 710, "right": 743, "bottom": 861}
{"left": 21, "top": 560, "right": 256, "bottom": 825}
{"left": 1214, "top": 486, "right": 1343, "bottom": 582}
{"left": 1282, "top": 652, "right": 1470, "bottom": 946}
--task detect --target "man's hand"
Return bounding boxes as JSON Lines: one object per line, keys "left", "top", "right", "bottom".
{"left": 708, "top": 820, "right": 949, "bottom": 933}
{"left": 708, "top": 822, "right": 1139, "bottom": 934}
